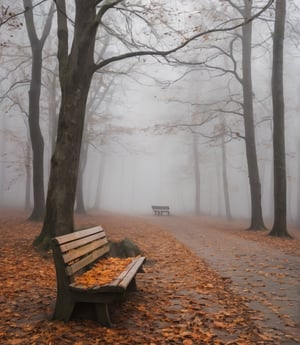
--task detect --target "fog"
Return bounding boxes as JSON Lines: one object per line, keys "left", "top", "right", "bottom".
{"left": 0, "top": 1, "right": 300, "bottom": 226}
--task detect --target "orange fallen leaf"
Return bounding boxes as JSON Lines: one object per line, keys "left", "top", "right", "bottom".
{"left": 74, "top": 256, "right": 134, "bottom": 287}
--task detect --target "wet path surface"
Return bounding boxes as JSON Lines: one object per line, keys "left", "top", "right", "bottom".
{"left": 141, "top": 215, "right": 300, "bottom": 344}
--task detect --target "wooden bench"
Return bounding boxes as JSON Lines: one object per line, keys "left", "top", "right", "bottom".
{"left": 152, "top": 205, "right": 170, "bottom": 216}
{"left": 51, "top": 226, "right": 146, "bottom": 327}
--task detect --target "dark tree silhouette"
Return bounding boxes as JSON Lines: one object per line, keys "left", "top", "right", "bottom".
{"left": 269, "top": 0, "right": 290, "bottom": 237}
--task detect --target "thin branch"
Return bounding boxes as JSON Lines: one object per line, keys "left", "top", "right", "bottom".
{"left": 40, "top": 2, "right": 55, "bottom": 45}
{"left": 94, "top": 0, "right": 274, "bottom": 70}
{"left": 0, "top": 0, "right": 47, "bottom": 27}
{"left": 23, "top": 0, "right": 39, "bottom": 43}
{"left": 0, "top": 79, "right": 31, "bottom": 103}
{"left": 96, "top": 0, "right": 123, "bottom": 22}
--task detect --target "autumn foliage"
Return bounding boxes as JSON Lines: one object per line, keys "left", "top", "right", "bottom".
{"left": 74, "top": 257, "right": 134, "bottom": 288}
{"left": 0, "top": 211, "right": 298, "bottom": 345}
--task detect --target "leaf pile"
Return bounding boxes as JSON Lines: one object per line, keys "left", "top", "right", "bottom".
{"left": 74, "top": 256, "right": 133, "bottom": 288}
{"left": 0, "top": 210, "right": 296, "bottom": 345}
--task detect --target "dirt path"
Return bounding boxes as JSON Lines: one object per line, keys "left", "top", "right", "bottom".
{"left": 141, "top": 214, "right": 300, "bottom": 344}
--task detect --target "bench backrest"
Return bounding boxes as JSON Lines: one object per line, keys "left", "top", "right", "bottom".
{"left": 152, "top": 206, "right": 169, "bottom": 210}
{"left": 52, "top": 226, "right": 109, "bottom": 287}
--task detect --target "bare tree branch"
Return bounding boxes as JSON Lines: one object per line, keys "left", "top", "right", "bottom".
{"left": 0, "top": 0, "right": 47, "bottom": 27}
{"left": 40, "top": 2, "right": 55, "bottom": 45}
{"left": 94, "top": 0, "right": 274, "bottom": 70}
{"left": 96, "top": 0, "right": 123, "bottom": 22}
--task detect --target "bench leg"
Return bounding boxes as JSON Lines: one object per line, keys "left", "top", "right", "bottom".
{"left": 95, "top": 303, "right": 112, "bottom": 327}
{"left": 52, "top": 294, "right": 75, "bottom": 321}
{"left": 128, "top": 277, "right": 137, "bottom": 292}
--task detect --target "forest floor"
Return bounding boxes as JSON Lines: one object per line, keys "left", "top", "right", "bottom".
{"left": 0, "top": 210, "right": 299, "bottom": 345}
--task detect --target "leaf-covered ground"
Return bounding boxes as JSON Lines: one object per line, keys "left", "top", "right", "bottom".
{"left": 0, "top": 210, "right": 298, "bottom": 345}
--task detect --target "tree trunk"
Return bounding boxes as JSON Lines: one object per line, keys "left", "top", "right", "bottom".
{"left": 27, "top": 45, "right": 45, "bottom": 221}
{"left": 25, "top": 138, "right": 32, "bottom": 212}
{"left": 0, "top": 116, "right": 7, "bottom": 205}
{"left": 269, "top": 0, "right": 290, "bottom": 237}
{"left": 221, "top": 128, "right": 232, "bottom": 220}
{"left": 75, "top": 143, "right": 88, "bottom": 214}
{"left": 35, "top": 76, "right": 93, "bottom": 248}
{"left": 23, "top": 0, "right": 54, "bottom": 221}
{"left": 34, "top": 0, "right": 97, "bottom": 250}
{"left": 48, "top": 66, "right": 59, "bottom": 156}
{"left": 75, "top": 165, "right": 86, "bottom": 214}
{"left": 193, "top": 134, "right": 201, "bottom": 215}
{"left": 297, "top": 139, "right": 300, "bottom": 227}
{"left": 242, "top": 0, "right": 266, "bottom": 230}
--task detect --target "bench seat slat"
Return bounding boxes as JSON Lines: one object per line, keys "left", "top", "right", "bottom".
{"left": 55, "top": 226, "right": 104, "bottom": 245}
{"left": 69, "top": 283, "right": 125, "bottom": 294}
{"left": 66, "top": 244, "right": 110, "bottom": 276}
{"left": 59, "top": 232, "right": 107, "bottom": 253}
{"left": 69, "top": 256, "right": 146, "bottom": 292}
{"left": 117, "top": 256, "right": 146, "bottom": 289}
{"left": 63, "top": 238, "right": 108, "bottom": 264}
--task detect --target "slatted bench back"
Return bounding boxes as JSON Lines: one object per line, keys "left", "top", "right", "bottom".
{"left": 52, "top": 226, "right": 109, "bottom": 284}
{"left": 152, "top": 206, "right": 169, "bottom": 210}
{"left": 152, "top": 206, "right": 170, "bottom": 215}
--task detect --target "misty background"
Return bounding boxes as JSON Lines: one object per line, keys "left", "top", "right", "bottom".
{"left": 0, "top": 0, "right": 299, "bottom": 225}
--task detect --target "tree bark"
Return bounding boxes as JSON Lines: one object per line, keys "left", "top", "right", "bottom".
{"left": 269, "top": 0, "right": 290, "bottom": 237}
{"left": 193, "top": 134, "right": 201, "bottom": 215}
{"left": 25, "top": 138, "right": 32, "bottom": 212}
{"left": 241, "top": 0, "right": 266, "bottom": 230}
{"left": 75, "top": 143, "right": 88, "bottom": 214}
{"left": 221, "top": 126, "right": 232, "bottom": 220}
{"left": 297, "top": 139, "right": 300, "bottom": 227}
{"left": 36, "top": 74, "right": 94, "bottom": 246}
{"left": 34, "top": 0, "right": 97, "bottom": 249}
{"left": 48, "top": 66, "right": 59, "bottom": 156}
{"left": 27, "top": 44, "right": 45, "bottom": 220}
{"left": 0, "top": 116, "right": 7, "bottom": 205}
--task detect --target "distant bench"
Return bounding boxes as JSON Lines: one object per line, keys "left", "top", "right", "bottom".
{"left": 152, "top": 205, "right": 170, "bottom": 216}
{"left": 51, "top": 226, "right": 146, "bottom": 327}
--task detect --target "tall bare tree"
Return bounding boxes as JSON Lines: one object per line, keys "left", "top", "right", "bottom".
{"left": 240, "top": 0, "right": 266, "bottom": 230}
{"left": 23, "top": 0, "right": 54, "bottom": 220}
{"left": 269, "top": 0, "right": 290, "bottom": 237}
{"left": 212, "top": 0, "right": 266, "bottom": 229}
